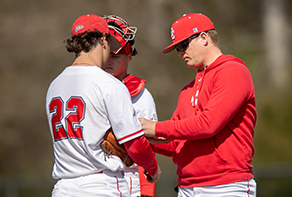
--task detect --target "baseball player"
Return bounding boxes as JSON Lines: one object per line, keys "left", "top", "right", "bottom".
{"left": 46, "top": 14, "right": 161, "bottom": 197}
{"left": 139, "top": 13, "right": 257, "bottom": 197}
{"left": 103, "top": 15, "right": 157, "bottom": 197}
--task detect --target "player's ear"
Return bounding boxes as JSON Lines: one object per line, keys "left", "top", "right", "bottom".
{"left": 128, "top": 55, "right": 132, "bottom": 63}
{"left": 100, "top": 34, "right": 108, "bottom": 49}
{"left": 200, "top": 32, "right": 208, "bottom": 46}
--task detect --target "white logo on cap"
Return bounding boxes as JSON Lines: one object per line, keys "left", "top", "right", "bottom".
{"left": 75, "top": 25, "right": 84, "bottom": 32}
{"left": 171, "top": 27, "right": 175, "bottom": 40}
{"left": 193, "top": 28, "right": 198, "bottom": 33}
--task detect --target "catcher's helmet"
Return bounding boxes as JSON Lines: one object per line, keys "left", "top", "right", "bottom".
{"left": 103, "top": 15, "right": 137, "bottom": 56}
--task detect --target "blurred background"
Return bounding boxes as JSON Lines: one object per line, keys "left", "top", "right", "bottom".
{"left": 0, "top": 0, "right": 292, "bottom": 196}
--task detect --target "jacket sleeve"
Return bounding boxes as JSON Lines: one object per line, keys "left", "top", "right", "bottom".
{"left": 150, "top": 140, "right": 180, "bottom": 157}
{"left": 156, "top": 62, "right": 255, "bottom": 140}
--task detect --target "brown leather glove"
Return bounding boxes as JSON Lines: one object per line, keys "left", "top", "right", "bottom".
{"left": 100, "top": 128, "right": 134, "bottom": 167}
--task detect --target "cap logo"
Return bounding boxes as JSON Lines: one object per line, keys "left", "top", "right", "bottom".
{"left": 75, "top": 25, "right": 84, "bottom": 32}
{"left": 171, "top": 27, "right": 175, "bottom": 40}
{"left": 193, "top": 28, "right": 198, "bottom": 33}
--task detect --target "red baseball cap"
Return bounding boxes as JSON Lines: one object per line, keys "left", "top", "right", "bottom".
{"left": 162, "top": 13, "right": 215, "bottom": 54}
{"left": 71, "top": 14, "right": 120, "bottom": 52}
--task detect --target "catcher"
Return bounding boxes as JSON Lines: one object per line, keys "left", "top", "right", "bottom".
{"left": 101, "top": 14, "right": 158, "bottom": 197}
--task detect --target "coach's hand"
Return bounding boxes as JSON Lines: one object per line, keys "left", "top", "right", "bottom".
{"left": 139, "top": 118, "right": 157, "bottom": 138}
{"left": 144, "top": 165, "right": 161, "bottom": 183}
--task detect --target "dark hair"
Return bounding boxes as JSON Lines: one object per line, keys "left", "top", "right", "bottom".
{"left": 64, "top": 30, "right": 111, "bottom": 57}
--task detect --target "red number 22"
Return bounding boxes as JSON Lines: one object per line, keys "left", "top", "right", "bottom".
{"left": 49, "top": 97, "right": 85, "bottom": 141}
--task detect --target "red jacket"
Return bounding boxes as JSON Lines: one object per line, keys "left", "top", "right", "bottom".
{"left": 152, "top": 54, "right": 256, "bottom": 187}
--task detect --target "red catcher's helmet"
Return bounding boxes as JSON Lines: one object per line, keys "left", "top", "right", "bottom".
{"left": 103, "top": 15, "right": 137, "bottom": 56}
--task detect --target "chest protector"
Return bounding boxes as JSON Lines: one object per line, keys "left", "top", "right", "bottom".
{"left": 122, "top": 74, "right": 146, "bottom": 97}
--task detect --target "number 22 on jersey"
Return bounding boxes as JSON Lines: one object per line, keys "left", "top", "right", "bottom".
{"left": 49, "top": 96, "right": 85, "bottom": 141}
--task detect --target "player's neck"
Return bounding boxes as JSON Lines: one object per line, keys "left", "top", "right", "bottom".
{"left": 71, "top": 53, "right": 100, "bottom": 68}
{"left": 117, "top": 73, "right": 128, "bottom": 81}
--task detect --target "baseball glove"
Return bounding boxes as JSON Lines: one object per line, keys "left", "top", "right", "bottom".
{"left": 100, "top": 128, "right": 134, "bottom": 167}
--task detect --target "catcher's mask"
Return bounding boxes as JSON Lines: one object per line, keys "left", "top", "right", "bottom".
{"left": 103, "top": 15, "right": 137, "bottom": 56}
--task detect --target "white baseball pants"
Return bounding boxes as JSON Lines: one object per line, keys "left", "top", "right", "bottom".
{"left": 51, "top": 170, "right": 130, "bottom": 197}
{"left": 178, "top": 179, "right": 256, "bottom": 197}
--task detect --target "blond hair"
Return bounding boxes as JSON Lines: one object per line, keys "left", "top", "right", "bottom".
{"left": 207, "top": 30, "right": 219, "bottom": 48}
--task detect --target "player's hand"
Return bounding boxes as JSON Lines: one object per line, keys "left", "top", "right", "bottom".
{"left": 147, "top": 137, "right": 172, "bottom": 144}
{"left": 144, "top": 165, "right": 161, "bottom": 183}
{"left": 139, "top": 118, "right": 156, "bottom": 138}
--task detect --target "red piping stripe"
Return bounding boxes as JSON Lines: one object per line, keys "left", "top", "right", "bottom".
{"left": 115, "top": 176, "right": 122, "bottom": 197}
{"left": 118, "top": 129, "right": 143, "bottom": 142}
{"left": 247, "top": 180, "right": 250, "bottom": 197}
{"left": 130, "top": 177, "right": 132, "bottom": 194}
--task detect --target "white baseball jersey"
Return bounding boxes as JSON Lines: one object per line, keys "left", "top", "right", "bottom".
{"left": 46, "top": 66, "right": 143, "bottom": 179}
{"left": 123, "top": 77, "right": 158, "bottom": 197}
{"left": 131, "top": 88, "right": 158, "bottom": 122}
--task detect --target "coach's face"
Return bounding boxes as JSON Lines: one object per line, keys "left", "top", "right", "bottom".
{"left": 106, "top": 54, "right": 132, "bottom": 81}
{"left": 177, "top": 32, "right": 208, "bottom": 70}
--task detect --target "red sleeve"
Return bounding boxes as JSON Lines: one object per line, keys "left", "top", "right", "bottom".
{"left": 124, "top": 135, "right": 158, "bottom": 175}
{"left": 150, "top": 140, "right": 180, "bottom": 157}
{"left": 155, "top": 62, "right": 255, "bottom": 140}
{"left": 139, "top": 166, "right": 155, "bottom": 197}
